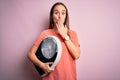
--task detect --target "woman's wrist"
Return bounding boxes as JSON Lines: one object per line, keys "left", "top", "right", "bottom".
{"left": 38, "top": 61, "right": 44, "bottom": 69}
{"left": 64, "top": 35, "right": 70, "bottom": 41}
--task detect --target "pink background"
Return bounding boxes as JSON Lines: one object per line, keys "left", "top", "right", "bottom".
{"left": 0, "top": 0, "right": 120, "bottom": 80}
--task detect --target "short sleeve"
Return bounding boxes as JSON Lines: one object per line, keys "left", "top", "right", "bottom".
{"left": 69, "top": 30, "right": 80, "bottom": 47}
{"left": 34, "top": 31, "right": 46, "bottom": 46}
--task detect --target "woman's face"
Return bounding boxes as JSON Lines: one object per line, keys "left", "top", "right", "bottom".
{"left": 52, "top": 5, "right": 66, "bottom": 25}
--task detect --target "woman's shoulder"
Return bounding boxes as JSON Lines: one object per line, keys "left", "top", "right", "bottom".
{"left": 69, "top": 29, "right": 77, "bottom": 34}
{"left": 40, "top": 29, "right": 53, "bottom": 35}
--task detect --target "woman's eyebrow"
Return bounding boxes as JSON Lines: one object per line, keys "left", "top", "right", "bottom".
{"left": 53, "top": 10, "right": 58, "bottom": 11}
{"left": 54, "top": 10, "right": 66, "bottom": 12}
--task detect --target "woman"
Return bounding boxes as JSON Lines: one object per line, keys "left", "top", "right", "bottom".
{"left": 28, "top": 2, "right": 80, "bottom": 80}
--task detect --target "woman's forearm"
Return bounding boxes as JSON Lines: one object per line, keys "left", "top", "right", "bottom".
{"left": 64, "top": 39, "right": 80, "bottom": 59}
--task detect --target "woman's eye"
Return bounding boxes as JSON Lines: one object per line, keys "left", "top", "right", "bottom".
{"left": 62, "top": 12, "right": 65, "bottom": 15}
{"left": 54, "top": 12, "right": 59, "bottom": 14}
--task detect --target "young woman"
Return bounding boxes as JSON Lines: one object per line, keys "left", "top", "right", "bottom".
{"left": 28, "top": 2, "right": 80, "bottom": 80}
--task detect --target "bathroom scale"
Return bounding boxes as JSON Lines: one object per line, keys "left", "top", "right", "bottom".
{"left": 34, "top": 36, "right": 62, "bottom": 77}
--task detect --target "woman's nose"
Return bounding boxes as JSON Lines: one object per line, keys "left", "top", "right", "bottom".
{"left": 58, "top": 13, "right": 61, "bottom": 19}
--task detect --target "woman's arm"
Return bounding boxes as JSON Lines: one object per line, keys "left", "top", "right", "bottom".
{"left": 55, "top": 22, "right": 80, "bottom": 59}
{"left": 27, "top": 45, "right": 43, "bottom": 68}
{"left": 64, "top": 37, "right": 80, "bottom": 59}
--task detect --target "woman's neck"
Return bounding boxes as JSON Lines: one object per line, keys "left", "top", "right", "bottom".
{"left": 52, "top": 27, "right": 58, "bottom": 34}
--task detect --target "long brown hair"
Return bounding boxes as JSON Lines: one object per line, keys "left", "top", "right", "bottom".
{"left": 48, "top": 2, "right": 70, "bottom": 29}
